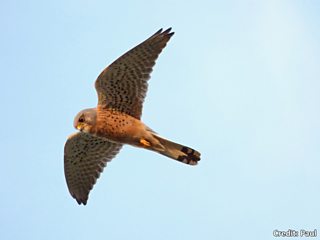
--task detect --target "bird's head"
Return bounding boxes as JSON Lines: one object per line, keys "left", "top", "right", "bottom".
{"left": 73, "top": 108, "right": 97, "bottom": 133}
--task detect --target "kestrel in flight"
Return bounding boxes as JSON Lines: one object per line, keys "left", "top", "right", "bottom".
{"left": 64, "top": 28, "right": 201, "bottom": 205}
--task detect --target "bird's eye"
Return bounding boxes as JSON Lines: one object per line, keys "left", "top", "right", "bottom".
{"left": 78, "top": 117, "right": 85, "bottom": 123}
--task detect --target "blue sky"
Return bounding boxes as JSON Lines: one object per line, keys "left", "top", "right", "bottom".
{"left": 1, "top": 0, "right": 320, "bottom": 239}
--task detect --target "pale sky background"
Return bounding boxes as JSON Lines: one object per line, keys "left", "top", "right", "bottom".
{"left": 1, "top": 0, "right": 320, "bottom": 239}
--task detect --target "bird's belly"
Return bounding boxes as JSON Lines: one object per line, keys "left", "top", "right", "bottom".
{"left": 95, "top": 111, "right": 144, "bottom": 145}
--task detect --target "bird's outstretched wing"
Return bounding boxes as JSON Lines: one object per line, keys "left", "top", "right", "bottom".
{"left": 95, "top": 28, "right": 174, "bottom": 119}
{"left": 64, "top": 132, "right": 122, "bottom": 205}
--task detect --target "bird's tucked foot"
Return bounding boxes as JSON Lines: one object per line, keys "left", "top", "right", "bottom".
{"left": 140, "top": 138, "right": 151, "bottom": 148}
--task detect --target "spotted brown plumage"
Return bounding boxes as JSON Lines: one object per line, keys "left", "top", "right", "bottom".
{"left": 64, "top": 132, "right": 122, "bottom": 205}
{"left": 64, "top": 28, "right": 201, "bottom": 205}
{"left": 95, "top": 28, "right": 173, "bottom": 119}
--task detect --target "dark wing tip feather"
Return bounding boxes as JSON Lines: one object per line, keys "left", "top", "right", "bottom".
{"left": 74, "top": 193, "right": 88, "bottom": 205}
{"left": 154, "top": 28, "right": 163, "bottom": 35}
{"left": 151, "top": 28, "right": 175, "bottom": 40}
{"left": 147, "top": 28, "right": 174, "bottom": 52}
{"left": 76, "top": 198, "right": 87, "bottom": 205}
{"left": 71, "top": 191, "right": 88, "bottom": 205}
{"left": 163, "top": 27, "right": 173, "bottom": 35}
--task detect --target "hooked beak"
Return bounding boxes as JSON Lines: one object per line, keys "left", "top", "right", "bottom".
{"left": 75, "top": 123, "right": 84, "bottom": 131}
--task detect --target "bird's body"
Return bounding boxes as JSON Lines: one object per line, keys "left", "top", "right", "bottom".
{"left": 64, "top": 28, "right": 201, "bottom": 205}
{"left": 79, "top": 107, "right": 162, "bottom": 150}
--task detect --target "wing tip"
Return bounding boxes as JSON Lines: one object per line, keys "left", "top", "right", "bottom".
{"left": 153, "top": 27, "right": 175, "bottom": 38}
{"left": 163, "top": 27, "right": 174, "bottom": 35}
{"left": 74, "top": 194, "right": 88, "bottom": 205}
{"left": 76, "top": 199, "right": 88, "bottom": 205}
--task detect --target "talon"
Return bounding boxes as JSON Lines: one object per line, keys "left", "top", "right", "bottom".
{"left": 140, "top": 139, "right": 151, "bottom": 147}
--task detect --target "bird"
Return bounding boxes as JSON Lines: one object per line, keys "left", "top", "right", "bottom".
{"left": 64, "top": 28, "right": 201, "bottom": 205}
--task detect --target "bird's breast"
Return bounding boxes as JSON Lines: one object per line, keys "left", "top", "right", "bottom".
{"left": 95, "top": 109, "right": 140, "bottom": 144}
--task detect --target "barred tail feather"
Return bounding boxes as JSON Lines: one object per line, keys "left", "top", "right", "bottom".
{"left": 152, "top": 134, "right": 201, "bottom": 165}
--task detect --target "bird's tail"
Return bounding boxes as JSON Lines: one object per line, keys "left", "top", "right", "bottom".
{"left": 151, "top": 134, "right": 201, "bottom": 165}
